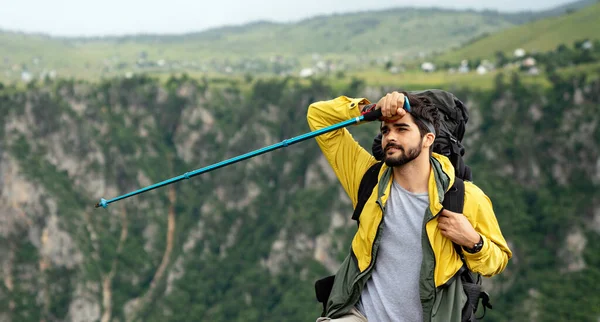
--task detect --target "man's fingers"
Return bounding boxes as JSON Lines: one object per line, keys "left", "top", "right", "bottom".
{"left": 386, "top": 93, "right": 394, "bottom": 117}
{"left": 379, "top": 95, "right": 388, "bottom": 117}
{"left": 395, "top": 92, "right": 404, "bottom": 105}
{"left": 389, "top": 93, "right": 398, "bottom": 115}
{"left": 442, "top": 209, "right": 460, "bottom": 216}
{"left": 396, "top": 107, "right": 406, "bottom": 118}
{"left": 440, "top": 209, "right": 457, "bottom": 218}
{"left": 437, "top": 219, "right": 448, "bottom": 229}
{"left": 394, "top": 92, "right": 404, "bottom": 113}
{"left": 391, "top": 92, "right": 404, "bottom": 115}
{"left": 439, "top": 228, "right": 450, "bottom": 238}
{"left": 378, "top": 92, "right": 409, "bottom": 120}
{"left": 438, "top": 217, "right": 455, "bottom": 229}
{"left": 393, "top": 92, "right": 406, "bottom": 119}
{"left": 378, "top": 92, "right": 407, "bottom": 120}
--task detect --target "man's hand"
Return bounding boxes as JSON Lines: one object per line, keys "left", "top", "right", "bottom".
{"left": 376, "top": 91, "right": 408, "bottom": 121}
{"left": 437, "top": 209, "right": 481, "bottom": 248}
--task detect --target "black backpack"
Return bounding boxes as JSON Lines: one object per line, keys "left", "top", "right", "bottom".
{"left": 314, "top": 90, "right": 492, "bottom": 321}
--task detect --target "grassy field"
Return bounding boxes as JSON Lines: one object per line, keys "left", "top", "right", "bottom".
{"left": 436, "top": 2, "right": 600, "bottom": 63}
{"left": 161, "top": 61, "right": 599, "bottom": 95}
{"left": 7, "top": 58, "right": 598, "bottom": 94}
{"left": 344, "top": 68, "right": 504, "bottom": 90}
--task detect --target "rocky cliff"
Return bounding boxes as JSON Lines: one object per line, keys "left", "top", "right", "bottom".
{"left": 0, "top": 72, "right": 598, "bottom": 321}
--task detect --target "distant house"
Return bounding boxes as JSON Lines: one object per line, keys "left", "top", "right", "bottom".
{"left": 421, "top": 62, "right": 435, "bottom": 73}
{"left": 458, "top": 60, "right": 470, "bottom": 73}
{"left": 514, "top": 48, "right": 526, "bottom": 58}
{"left": 582, "top": 40, "right": 593, "bottom": 50}
{"left": 522, "top": 57, "right": 537, "bottom": 67}
{"left": 21, "top": 71, "right": 32, "bottom": 82}
{"left": 527, "top": 67, "right": 540, "bottom": 76}
{"left": 477, "top": 59, "right": 495, "bottom": 74}
{"left": 299, "top": 68, "right": 314, "bottom": 78}
{"left": 315, "top": 61, "right": 327, "bottom": 71}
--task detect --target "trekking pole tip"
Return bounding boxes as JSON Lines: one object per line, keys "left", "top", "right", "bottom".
{"left": 95, "top": 198, "right": 108, "bottom": 209}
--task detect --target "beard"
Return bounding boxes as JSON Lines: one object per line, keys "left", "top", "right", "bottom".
{"left": 383, "top": 142, "right": 422, "bottom": 167}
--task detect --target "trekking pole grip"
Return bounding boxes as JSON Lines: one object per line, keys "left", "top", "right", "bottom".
{"left": 361, "top": 105, "right": 382, "bottom": 121}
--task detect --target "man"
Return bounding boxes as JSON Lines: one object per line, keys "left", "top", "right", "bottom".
{"left": 306, "top": 91, "right": 512, "bottom": 322}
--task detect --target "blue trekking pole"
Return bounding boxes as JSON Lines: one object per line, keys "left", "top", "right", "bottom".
{"left": 95, "top": 99, "right": 410, "bottom": 209}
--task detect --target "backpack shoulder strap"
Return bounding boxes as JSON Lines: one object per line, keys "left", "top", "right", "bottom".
{"left": 351, "top": 162, "right": 383, "bottom": 223}
{"left": 442, "top": 178, "right": 467, "bottom": 261}
{"left": 442, "top": 177, "right": 465, "bottom": 213}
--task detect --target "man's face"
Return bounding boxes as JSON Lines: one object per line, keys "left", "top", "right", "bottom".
{"left": 380, "top": 114, "right": 424, "bottom": 167}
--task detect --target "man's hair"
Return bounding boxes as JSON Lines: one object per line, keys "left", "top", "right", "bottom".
{"left": 402, "top": 91, "right": 440, "bottom": 138}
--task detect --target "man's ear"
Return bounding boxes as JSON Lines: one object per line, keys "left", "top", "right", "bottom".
{"left": 423, "top": 133, "right": 435, "bottom": 148}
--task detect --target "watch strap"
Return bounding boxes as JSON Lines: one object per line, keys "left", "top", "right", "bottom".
{"left": 464, "top": 235, "right": 484, "bottom": 254}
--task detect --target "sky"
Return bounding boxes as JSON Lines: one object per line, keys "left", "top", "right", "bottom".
{"left": 0, "top": 0, "right": 580, "bottom": 37}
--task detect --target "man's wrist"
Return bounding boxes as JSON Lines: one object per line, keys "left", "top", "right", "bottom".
{"left": 463, "top": 234, "right": 484, "bottom": 254}
{"left": 469, "top": 232, "right": 482, "bottom": 246}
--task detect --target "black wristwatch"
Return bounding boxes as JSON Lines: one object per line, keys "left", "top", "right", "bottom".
{"left": 463, "top": 235, "right": 484, "bottom": 254}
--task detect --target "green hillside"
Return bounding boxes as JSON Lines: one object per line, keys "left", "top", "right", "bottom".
{"left": 0, "top": 8, "right": 534, "bottom": 82}
{"left": 437, "top": 2, "right": 600, "bottom": 63}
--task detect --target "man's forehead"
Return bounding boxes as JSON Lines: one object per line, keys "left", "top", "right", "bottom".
{"left": 381, "top": 115, "right": 415, "bottom": 126}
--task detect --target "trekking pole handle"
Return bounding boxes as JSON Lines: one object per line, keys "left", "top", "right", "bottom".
{"left": 361, "top": 106, "right": 382, "bottom": 121}
{"left": 360, "top": 96, "right": 411, "bottom": 122}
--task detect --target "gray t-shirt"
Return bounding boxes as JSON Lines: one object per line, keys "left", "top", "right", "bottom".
{"left": 356, "top": 180, "right": 429, "bottom": 322}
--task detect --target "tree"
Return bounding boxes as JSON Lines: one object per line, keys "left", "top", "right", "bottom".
{"left": 495, "top": 51, "right": 508, "bottom": 68}
{"left": 384, "top": 61, "right": 393, "bottom": 71}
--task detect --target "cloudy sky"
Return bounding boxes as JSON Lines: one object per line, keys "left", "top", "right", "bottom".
{"left": 0, "top": 0, "right": 579, "bottom": 37}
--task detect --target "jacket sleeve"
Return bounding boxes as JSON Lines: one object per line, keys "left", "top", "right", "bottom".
{"left": 461, "top": 181, "right": 513, "bottom": 276}
{"left": 306, "top": 96, "right": 377, "bottom": 207}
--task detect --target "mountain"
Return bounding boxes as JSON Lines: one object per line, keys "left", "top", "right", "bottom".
{"left": 532, "top": 0, "right": 598, "bottom": 18}
{"left": 435, "top": 2, "right": 600, "bottom": 63}
{"left": 0, "top": 1, "right": 591, "bottom": 82}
